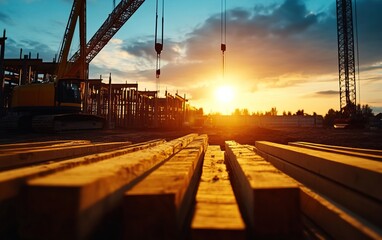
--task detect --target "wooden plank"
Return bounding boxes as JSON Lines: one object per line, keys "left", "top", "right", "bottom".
{"left": 256, "top": 141, "right": 382, "bottom": 202}
{"left": 0, "top": 139, "right": 164, "bottom": 202}
{"left": 290, "top": 141, "right": 382, "bottom": 156}
{"left": 0, "top": 140, "right": 81, "bottom": 150}
{"left": 256, "top": 148, "right": 382, "bottom": 228}
{"left": 191, "top": 145, "right": 246, "bottom": 240}
{"left": 123, "top": 135, "right": 208, "bottom": 240}
{"left": 20, "top": 134, "right": 197, "bottom": 240}
{"left": 300, "top": 187, "right": 382, "bottom": 239}
{"left": 0, "top": 140, "right": 91, "bottom": 153}
{"left": 289, "top": 141, "right": 382, "bottom": 161}
{"left": 0, "top": 141, "right": 135, "bottom": 170}
{"left": 225, "top": 141, "right": 301, "bottom": 239}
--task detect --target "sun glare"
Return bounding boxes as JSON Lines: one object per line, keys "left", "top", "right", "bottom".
{"left": 212, "top": 85, "right": 236, "bottom": 114}
{"left": 215, "top": 85, "right": 235, "bottom": 103}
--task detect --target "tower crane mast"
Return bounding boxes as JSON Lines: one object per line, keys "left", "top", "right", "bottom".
{"left": 336, "top": 0, "right": 357, "bottom": 116}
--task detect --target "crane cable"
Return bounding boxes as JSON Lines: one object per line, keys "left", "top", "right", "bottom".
{"left": 155, "top": 0, "right": 164, "bottom": 92}
{"left": 354, "top": 0, "right": 361, "bottom": 106}
{"left": 220, "top": 0, "right": 227, "bottom": 80}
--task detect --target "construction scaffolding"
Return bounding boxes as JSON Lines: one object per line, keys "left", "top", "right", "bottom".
{"left": 85, "top": 80, "right": 190, "bottom": 129}
{"left": 0, "top": 28, "right": 198, "bottom": 130}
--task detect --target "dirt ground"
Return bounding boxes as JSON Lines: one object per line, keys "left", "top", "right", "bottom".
{"left": 1, "top": 126, "right": 381, "bottom": 150}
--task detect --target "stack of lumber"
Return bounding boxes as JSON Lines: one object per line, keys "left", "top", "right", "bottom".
{"left": 0, "top": 139, "right": 165, "bottom": 237}
{"left": 256, "top": 141, "right": 382, "bottom": 239}
{"left": 123, "top": 134, "right": 208, "bottom": 239}
{"left": 0, "top": 135, "right": 381, "bottom": 239}
{"left": 0, "top": 135, "right": 195, "bottom": 239}
{"left": 22, "top": 134, "right": 197, "bottom": 239}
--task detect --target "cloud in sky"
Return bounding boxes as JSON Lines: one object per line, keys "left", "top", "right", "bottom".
{"left": 0, "top": 11, "right": 13, "bottom": 25}
{"left": 315, "top": 90, "right": 338, "bottom": 96}
{"left": 5, "top": 37, "right": 56, "bottom": 61}
{"left": 87, "top": 0, "right": 381, "bottom": 113}
{"left": 117, "top": 0, "right": 336, "bottom": 93}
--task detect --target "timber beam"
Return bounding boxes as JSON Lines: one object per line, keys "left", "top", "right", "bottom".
{"left": 225, "top": 141, "right": 301, "bottom": 239}
{"left": 289, "top": 141, "right": 382, "bottom": 161}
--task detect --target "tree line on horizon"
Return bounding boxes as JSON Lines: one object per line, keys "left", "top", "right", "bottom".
{"left": 203, "top": 104, "right": 380, "bottom": 128}
{"left": 206, "top": 107, "right": 310, "bottom": 117}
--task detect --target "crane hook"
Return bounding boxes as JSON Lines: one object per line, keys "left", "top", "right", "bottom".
{"left": 155, "top": 0, "right": 164, "bottom": 79}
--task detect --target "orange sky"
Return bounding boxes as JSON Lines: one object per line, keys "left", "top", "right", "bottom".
{"left": 3, "top": 0, "right": 381, "bottom": 115}
{"left": 92, "top": 0, "right": 381, "bottom": 116}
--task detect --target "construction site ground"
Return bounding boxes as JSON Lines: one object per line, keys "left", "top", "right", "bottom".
{"left": 1, "top": 126, "right": 381, "bottom": 150}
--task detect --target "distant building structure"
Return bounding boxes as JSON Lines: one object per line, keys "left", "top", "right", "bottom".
{"left": 209, "top": 115, "right": 324, "bottom": 129}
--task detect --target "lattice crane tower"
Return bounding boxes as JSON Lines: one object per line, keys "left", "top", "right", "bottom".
{"left": 336, "top": 0, "right": 357, "bottom": 116}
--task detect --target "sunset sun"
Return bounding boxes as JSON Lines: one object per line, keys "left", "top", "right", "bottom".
{"left": 215, "top": 85, "right": 235, "bottom": 103}
{"left": 212, "top": 85, "right": 236, "bottom": 114}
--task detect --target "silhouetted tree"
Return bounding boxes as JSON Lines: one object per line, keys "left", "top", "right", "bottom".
{"left": 296, "top": 109, "right": 304, "bottom": 116}
{"left": 197, "top": 108, "right": 204, "bottom": 115}
{"left": 270, "top": 107, "right": 277, "bottom": 116}
{"left": 252, "top": 111, "right": 263, "bottom": 116}
{"left": 358, "top": 104, "right": 374, "bottom": 118}
{"left": 323, "top": 108, "right": 342, "bottom": 128}
{"left": 233, "top": 108, "right": 241, "bottom": 116}
{"left": 353, "top": 104, "right": 375, "bottom": 127}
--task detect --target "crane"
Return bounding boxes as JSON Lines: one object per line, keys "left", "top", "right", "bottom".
{"left": 2, "top": 0, "right": 147, "bottom": 132}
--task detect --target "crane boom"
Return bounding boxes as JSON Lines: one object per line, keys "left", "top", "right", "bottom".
{"left": 67, "top": 0, "right": 145, "bottom": 76}
{"left": 57, "top": 0, "right": 145, "bottom": 78}
{"left": 56, "top": 0, "right": 86, "bottom": 79}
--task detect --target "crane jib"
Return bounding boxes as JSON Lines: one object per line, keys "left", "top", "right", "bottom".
{"left": 57, "top": 0, "right": 146, "bottom": 78}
